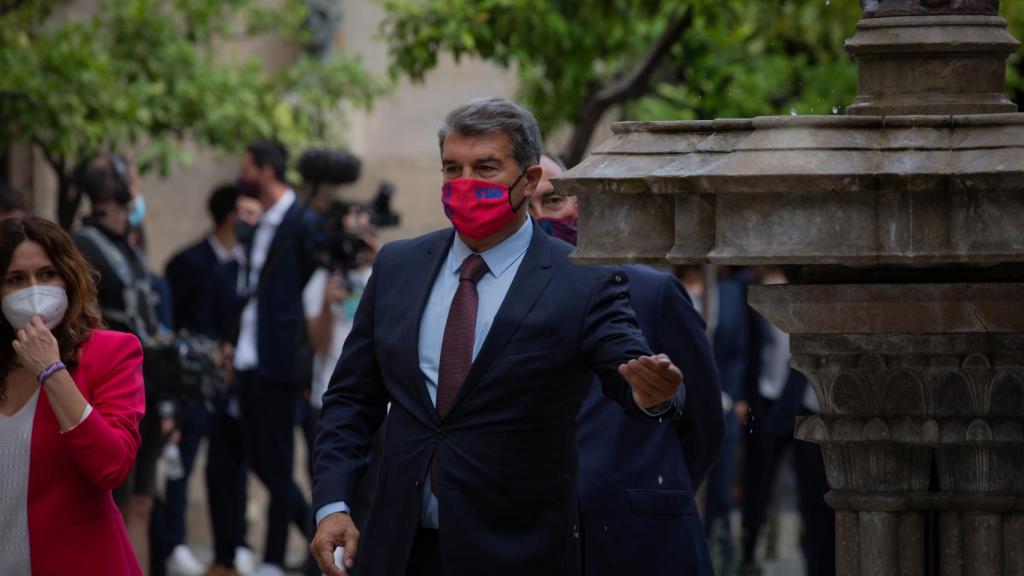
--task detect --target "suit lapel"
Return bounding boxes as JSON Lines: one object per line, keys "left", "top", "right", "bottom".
{"left": 258, "top": 203, "right": 300, "bottom": 285}
{"left": 406, "top": 230, "right": 455, "bottom": 423}
{"left": 446, "top": 224, "right": 555, "bottom": 419}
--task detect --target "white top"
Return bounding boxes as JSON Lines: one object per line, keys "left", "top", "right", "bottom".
{"left": 234, "top": 189, "right": 297, "bottom": 370}
{"left": 302, "top": 267, "right": 371, "bottom": 409}
{"left": 0, "top": 389, "right": 39, "bottom": 575}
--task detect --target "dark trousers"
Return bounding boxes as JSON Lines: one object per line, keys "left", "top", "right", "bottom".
{"left": 164, "top": 399, "right": 210, "bottom": 552}
{"left": 704, "top": 416, "right": 740, "bottom": 571}
{"left": 237, "top": 370, "right": 312, "bottom": 566}
{"left": 206, "top": 391, "right": 249, "bottom": 567}
{"left": 404, "top": 527, "right": 442, "bottom": 576}
{"left": 742, "top": 418, "right": 835, "bottom": 576}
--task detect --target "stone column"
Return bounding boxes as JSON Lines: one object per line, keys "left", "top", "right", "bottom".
{"left": 556, "top": 1, "right": 1024, "bottom": 573}
{"left": 845, "top": 0, "right": 1017, "bottom": 115}
{"left": 749, "top": 284, "right": 1024, "bottom": 575}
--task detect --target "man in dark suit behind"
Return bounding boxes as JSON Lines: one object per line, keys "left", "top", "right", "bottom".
{"left": 163, "top": 184, "right": 250, "bottom": 575}
{"left": 531, "top": 153, "right": 723, "bottom": 576}
{"left": 310, "top": 98, "right": 687, "bottom": 576}
{"left": 166, "top": 184, "right": 238, "bottom": 337}
{"left": 228, "top": 139, "right": 318, "bottom": 574}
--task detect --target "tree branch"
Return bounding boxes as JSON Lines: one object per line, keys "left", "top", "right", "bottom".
{"left": 593, "top": 8, "right": 694, "bottom": 108}
{"left": 562, "top": 7, "right": 694, "bottom": 166}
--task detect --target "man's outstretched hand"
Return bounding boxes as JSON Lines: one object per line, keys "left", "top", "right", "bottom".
{"left": 310, "top": 512, "right": 360, "bottom": 576}
{"left": 619, "top": 354, "right": 684, "bottom": 410}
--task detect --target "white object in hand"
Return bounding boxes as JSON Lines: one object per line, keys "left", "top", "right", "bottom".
{"left": 331, "top": 547, "right": 346, "bottom": 574}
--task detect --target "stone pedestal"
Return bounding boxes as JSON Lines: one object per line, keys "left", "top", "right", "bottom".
{"left": 749, "top": 284, "right": 1024, "bottom": 575}
{"left": 557, "top": 3, "right": 1024, "bottom": 572}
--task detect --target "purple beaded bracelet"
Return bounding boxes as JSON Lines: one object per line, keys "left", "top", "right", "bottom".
{"left": 37, "top": 361, "right": 67, "bottom": 385}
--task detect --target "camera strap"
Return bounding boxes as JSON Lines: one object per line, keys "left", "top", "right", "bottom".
{"left": 76, "top": 226, "right": 159, "bottom": 345}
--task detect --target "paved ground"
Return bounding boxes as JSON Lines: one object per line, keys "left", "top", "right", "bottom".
{"left": 170, "top": 431, "right": 314, "bottom": 571}
{"left": 165, "top": 434, "right": 809, "bottom": 576}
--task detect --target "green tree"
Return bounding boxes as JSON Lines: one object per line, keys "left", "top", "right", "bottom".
{"left": 1003, "top": 2, "right": 1024, "bottom": 104}
{"left": 378, "top": 0, "right": 860, "bottom": 166}
{"left": 0, "top": 0, "right": 383, "bottom": 228}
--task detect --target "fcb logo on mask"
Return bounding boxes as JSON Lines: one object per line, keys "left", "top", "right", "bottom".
{"left": 441, "top": 173, "right": 527, "bottom": 240}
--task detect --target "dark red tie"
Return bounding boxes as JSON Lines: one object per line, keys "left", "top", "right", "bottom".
{"left": 432, "top": 253, "right": 489, "bottom": 495}
{"left": 436, "top": 254, "right": 489, "bottom": 417}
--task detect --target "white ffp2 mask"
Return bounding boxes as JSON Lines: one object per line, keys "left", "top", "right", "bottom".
{"left": 2, "top": 285, "right": 69, "bottom": 330}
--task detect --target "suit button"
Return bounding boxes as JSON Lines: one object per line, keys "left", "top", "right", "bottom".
{"left": 436, "top": 428, "right": 447, "bottom": 440}
{"left": 614, "top": 274, "right": 624, "bottom": 283}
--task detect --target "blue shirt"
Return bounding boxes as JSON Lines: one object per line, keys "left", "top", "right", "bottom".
{"left": 316, "top": 218, "right": 534, "bottom": 528}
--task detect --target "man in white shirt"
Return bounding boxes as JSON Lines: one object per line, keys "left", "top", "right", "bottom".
{"left": 230, "top": 139, "right": 318, "bottom": 576}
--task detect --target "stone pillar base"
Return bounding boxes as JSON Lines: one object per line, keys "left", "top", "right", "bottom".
{"left": 751, "top": 282, "right": 1024, "bottom": 575}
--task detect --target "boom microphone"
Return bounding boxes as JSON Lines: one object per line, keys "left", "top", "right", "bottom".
{"left": 298, "top": 148, "right": 362, "bottom": 185}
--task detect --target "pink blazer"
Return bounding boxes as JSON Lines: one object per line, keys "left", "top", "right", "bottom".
{"left": 27, "top": 330, "right": 145, "bottom": 576}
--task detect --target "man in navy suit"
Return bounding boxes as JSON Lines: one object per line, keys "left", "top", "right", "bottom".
{"left": 229, "top": 139, "right": 318, "bottom": 574}
{"left": 310, "top": 98, "right": 686, "bottom": 576}
{"left": 531, "top": 153, "right": 722, "bottom": 576}
{"left": 166, "top": 184, "right": 239, "bottom": 337}
{"left": 740, "top": 269, "right": 834, "bottom": 576}
{"left": 163, "top": 183, "right": 238, "bottom": 574}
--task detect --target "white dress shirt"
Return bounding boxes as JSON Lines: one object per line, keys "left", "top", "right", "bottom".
{"left": 234, "top": 189, "right": 296, "bottom": 371}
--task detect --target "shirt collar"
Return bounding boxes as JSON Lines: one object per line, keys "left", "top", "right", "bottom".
{"left": 449, "top": 217, "right": 533, "bottom": 280}
{"left": 207, "top": 235, "right": 233, "bottom": 263}
{"left": 262, "top": 189, "right": 296, "bottom": 226}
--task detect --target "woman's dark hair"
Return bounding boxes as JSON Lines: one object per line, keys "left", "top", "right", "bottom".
{"left": 0, "top": 217, "right": 103, "bottom": 399}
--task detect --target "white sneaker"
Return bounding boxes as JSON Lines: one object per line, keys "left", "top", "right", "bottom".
{"left": 166, "top": 545, "right": 205, "bottom": 576}
{"left": 234, "top": 546, "right": 257, "bottom": 575}
{"left": 250, "top": 563, "right": 285, "bottom": 576}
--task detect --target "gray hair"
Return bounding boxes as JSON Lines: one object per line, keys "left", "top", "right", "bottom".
{"left": 438, "top": 97, "right": 543, "bottom": 172}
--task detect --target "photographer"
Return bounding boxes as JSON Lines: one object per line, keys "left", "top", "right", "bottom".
{"left": 73, "top": 152, "right": 164, "bottom": 572}
{"left": 303, "top": 202, "right": 378, "bottom": 412}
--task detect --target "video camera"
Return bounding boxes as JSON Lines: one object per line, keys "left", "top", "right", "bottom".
{"left": 142, "top": 333, "right": 227, "bottom": 401}
{"left": 298, "top": 148, "right": 401, "bottom": 272}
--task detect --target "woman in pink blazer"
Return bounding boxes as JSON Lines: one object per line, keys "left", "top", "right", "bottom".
{"left": 0, "top": 216, "right": 144, "bottom": 575}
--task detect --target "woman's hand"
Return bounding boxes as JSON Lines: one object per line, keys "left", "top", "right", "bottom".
{"left": 12, "top": 315, "right": 61, "bottom": 376}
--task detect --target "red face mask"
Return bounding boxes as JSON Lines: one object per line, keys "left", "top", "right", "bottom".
{"left": 442, "top": 172, "right": 527, "bottom": 240}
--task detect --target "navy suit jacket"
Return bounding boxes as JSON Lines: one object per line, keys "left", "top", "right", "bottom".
{"left": 165, "top": 238, "right": 220, "bottom": 337}
{"left": 748, "top": 312, "right": 810, "bottom": 436}
{"left": 715, "top": 278, "right": 750, "bottom": 406}
{"left": 313, "top": 224, "right": 674, "bottom": 576}
{"left": 576, "top": 265, "right": 722, "bottom": 576}
{"left": 226, "top": 202, "right": 318, "bottom": 383}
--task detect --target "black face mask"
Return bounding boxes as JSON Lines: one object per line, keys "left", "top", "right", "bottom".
{"left": 234, "top": 220, "right": 257, "bottom": 245}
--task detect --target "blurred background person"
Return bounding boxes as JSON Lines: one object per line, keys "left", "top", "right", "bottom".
{"left": 740, "top": 267, "right": 834, "bottom": 576}
{"left": 303, "top": 201, "right": 378, "bottom": 414}
{"left": 528, "top": 152, "right": 577, "bottom": 244}
{"left": 163, "top": 184, "right": 243, "bottom": 576}
{"left": 73, "top": 152, "right": 167, "bottom": 572}
{"left": 228, "top": 139, "right": 317, "bottom": 576}
{"left": 203, "top": 191, "right": 266, "bottom": 576}
{"left": 0, "top": 182, "right": 26, "bottom": 220}
{"left": 529, "top": 151, "right": 723, "bottom": 576}
{"left": 0, "top": 216, "right": 145, "bottom": 575}
{"left": 678, "top": 265, "right": 753, "bottom": 573}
